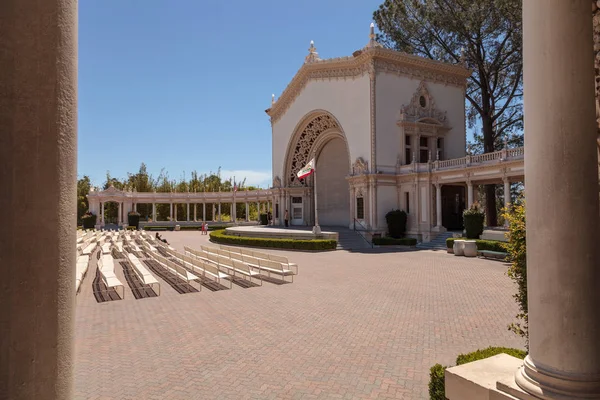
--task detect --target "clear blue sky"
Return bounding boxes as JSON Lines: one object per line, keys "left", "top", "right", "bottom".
{"left": 79, "top": 0, "right": 383, "bottom": 188}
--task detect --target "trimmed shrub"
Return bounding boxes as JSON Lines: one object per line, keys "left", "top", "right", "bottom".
{"left": 463, "top": 203, "right": 485, "bottom": 239}
{"left": 126, "top": 226, "right": 137, "bottom": 231}
{"left": 259, "top": 213, "right": 268, "bottom": 225}
{"left": 429, "top": 347, "right": 526, "bottom": 398}
{"left": 209, "top": 229, "right": 337, "bottom": 251}
{"left": 372, "top": 237, "right": 417, "bottom": 246}
{"left": 385, "top": 209, "right": 408, "bottom": 238}
{"left": 128, "top": 211, "right": 141, "bottom": 229}
{"left": 503, "top": 201, "right": 528, "bottom": 347}
{"left": 428, "top": 364, "right": 447, "bottom": 400}
{"left": 446, "top": 237, "right": 506, "bottom": 253}
{"left": 455, "top": 346, "right": 526, "bottom": 366}
{"left": 81, "top": 212, "right": 97, "bottom": 229}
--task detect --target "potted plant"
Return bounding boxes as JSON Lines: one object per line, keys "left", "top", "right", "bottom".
{"left": 385, "top": 209, "right": 408, "bottom": 238}
{"left": 81, "top": 211, "right": 97, "bottom": 229}
{"left": 463, "top": 203, "right": 485, "bottom": 239}
{"left": 128, "top": 211, "right": 141, "bottom": 229}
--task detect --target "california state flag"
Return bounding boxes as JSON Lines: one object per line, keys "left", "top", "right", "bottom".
{"left": 297, "top": 158, "right": 315, "bottom": 179}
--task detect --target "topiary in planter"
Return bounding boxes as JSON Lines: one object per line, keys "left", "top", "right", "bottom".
{"left": 385, "top": 209, "right": 407, "bottom": 239}
{"left": 128, "top": 211, "right": 141, "bottom": 229}
{"left": 81, "top": 212, "right": 97, "bottom": 229}
{"left": 463, "top": 203, "right": 485, "bottom": 239}
{"left": 259, "top": 213, "right": 268, "bottom": 225}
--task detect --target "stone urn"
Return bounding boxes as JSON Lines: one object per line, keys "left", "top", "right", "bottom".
{"left": 453, "top": 239, "right": 465, "bottom": 256}
{"left": 463, "top": 240, "right": 478, "bottom": 257}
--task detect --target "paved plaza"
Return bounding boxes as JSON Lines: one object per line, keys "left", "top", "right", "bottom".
{"left": 74, "top": 231, "right": 524, "bottom": 399}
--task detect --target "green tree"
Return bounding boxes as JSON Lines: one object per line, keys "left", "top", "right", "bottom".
{"left": 503, "top": 200, "right": 527, "bottom": 349}
{"left": 76, "top": 176, "right": 92, "bottom": 225}
{"left": 374, "top": 0, "right": 523, "bottom": 226}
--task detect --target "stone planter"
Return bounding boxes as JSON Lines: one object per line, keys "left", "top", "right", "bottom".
{"left": 463, "top": 240, "right": 478, "bottom": 257}
{"left": 453, "top": 239, "right": 465, "bottom": 256}
{"left": 175, "top": 224, "right": 181, "bottom": 231}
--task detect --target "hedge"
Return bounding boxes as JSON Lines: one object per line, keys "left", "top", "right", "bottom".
{"left": 446, "top": 237, "right": 507, "bottom": 253}
{"left": 142, "top": 224, "right": 229, "bottom": 231}
{"left": 209, "top": 229, "right": 337, "bottom": 251}
{"left": 372, "top": 237, "right": 417, "bottom": 246}
{"left": 429, "top": 347, "right": 527, "bottom": 400}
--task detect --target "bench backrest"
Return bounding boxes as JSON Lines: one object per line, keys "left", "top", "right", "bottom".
{"left": 229, "top": 252, "right": 244, "bottom": 262}
{"left": 232, "top": 259, "right": 251, "bottom": 274}
{"left": 268, "top": 254, "right": 289, "bottom": 264}
{"left": 242, "top": 254, "right": 260, "bottom": 266}
{"left": 252, "top": 250, "right": 270, "bottom": 260}
{"left": 218, "top": 256, "right": 233, "bottom": 268}
{"left": 207, "top": 253, "right": 220, "bottom": 265}
{"left": 217, "top": 249, "right": 230, "bottom": 257}
{"left": 240, "top": 248, "right": 254, "bottom": 256}
{"left": 260, "top": 258, "right": 284, "bottom": 272}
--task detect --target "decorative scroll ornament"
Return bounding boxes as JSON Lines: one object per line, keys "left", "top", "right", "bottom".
{"left": 273, "top": 176, "right": 282, "bottom": 188}
{"left": 288, "top": 114, "right": 340, "bottom": 185}
{"left": 352, "top": 157, "right": 369, "bottom": 175}
{"left": 399, "top": 81, "right": 447, "bottom": 124}
{"left": 305, "top": 40, "right": 321, "bottom": 64}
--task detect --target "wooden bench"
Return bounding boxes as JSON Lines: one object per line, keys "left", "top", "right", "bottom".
{"left": 94, "top": 255, "right": 125, "bottom": 299}
{"left": 181, "top": 251, "right": 232, "bottom": 289}
{"left": 75, "top": 255, "right": 90, "bottom": 293}
{"left": 254, "top": 258, "right": 295, "bottom": 283}
{"left": 126, "top": 254, "right": 161, "bottom": 295}
{"left": 150, "top": 252, "right": 199, "bottom": 288}
{"left": 479, "top": 250, "right": 508, "bottom": 261}
{"left": 218, "top": 245, "right": 299, "bottom": 276}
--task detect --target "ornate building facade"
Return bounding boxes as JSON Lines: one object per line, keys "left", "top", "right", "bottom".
{"left": 266, "top": 28, "right": 524, "bottom": 240}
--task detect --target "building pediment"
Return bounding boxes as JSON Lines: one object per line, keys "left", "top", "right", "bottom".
{"left": 267, "top": 47, "right": 470, "bottom": 124}
{"left": 398, "top": 81, "right": 447, "bottom": 125}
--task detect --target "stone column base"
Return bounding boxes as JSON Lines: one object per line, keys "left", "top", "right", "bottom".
{"left": 432, "top": 225, "right": 447, "bottom": 233}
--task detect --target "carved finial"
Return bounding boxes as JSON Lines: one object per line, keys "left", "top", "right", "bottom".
{"left": 366, "top": 22, "right": 382, "bottom": 49}
{"left": 460, "top": 46, "right": 466, "bottom": 65}
{"left": 305, "top": 40, "right": 321, "bottom": 64}
{"left": 504, "top": 135, "right": 509, "bottom": 149}
{"left": 271, "top": 94, "right": 275, "bottom": 105}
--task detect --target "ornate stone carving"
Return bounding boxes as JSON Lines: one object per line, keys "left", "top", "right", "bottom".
{"left": 287, "top": 114, "right": 340, "bottom": 185}
{"left": 305, "top": 41, "right": 321, "bottom": 64}
{"left": 353, "top": 157, "right": 369, "bottom": 175}
{"left": 267, "top": 47, "right": 469, "bottom": 124}
{"left": 399, "top": 81, "right": 447, "bottom": 124}
{"left": 273, "top": 176, "right": 282, "bottom": 188}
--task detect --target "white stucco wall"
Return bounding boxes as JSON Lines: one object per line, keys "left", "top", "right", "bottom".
{"left": 316, "top": 138, "right": 350, "bottom": 226}
{"left": 375, "top": 72, "right": 467, "bottom": 168}
{"left": 376, "top": 185, "right": 398, "bottom": 231}
{"left": 272, "top": 75, "right": 371, "bottom": 183}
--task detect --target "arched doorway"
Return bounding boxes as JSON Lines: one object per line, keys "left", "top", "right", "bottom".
{"left": 284, "top": 111, "right": 351, "bottom": 227}
{"left": 315, "top": 137, "right": 350, "bottom": 226}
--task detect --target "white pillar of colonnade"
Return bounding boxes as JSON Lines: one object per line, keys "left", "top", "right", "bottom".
{"left": 152, "top": 203, "right": 156, "bottom": 221}
{"left": 193, "top": 203, "right": 197, "bottom": 221}
{"left": 186, "top": 203, "right": 190, "bottom": 222}
{"left": 513, "top": 1, "right": 600, "bottom": 398}
{"left": 435, "top": 184, "right": 442, "bottom": 229}
{"left": 503, "top": 178, "right": 510, "bottom": 228}
{"left": 245, "top": 202, "right": 249, "bottom": 221}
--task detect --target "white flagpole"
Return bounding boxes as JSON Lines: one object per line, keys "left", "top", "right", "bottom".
{"left": 312, "top": 167, "right": 321, "bottom": 235}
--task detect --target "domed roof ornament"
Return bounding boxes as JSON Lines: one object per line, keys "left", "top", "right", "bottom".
{"left": 304, "top": 40, "right": 321, "bottom": 64}
{"left": 365, "top": 22, "right": 383, "bottom": 49}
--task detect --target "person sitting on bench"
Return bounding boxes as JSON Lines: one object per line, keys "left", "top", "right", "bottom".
{"left": 155, "top": 232, "right": 169, "bottom": 245}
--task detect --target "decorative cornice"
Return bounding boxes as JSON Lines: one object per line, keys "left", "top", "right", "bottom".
{"left": 266, "top": 47, "right": 471, "bottom": 124}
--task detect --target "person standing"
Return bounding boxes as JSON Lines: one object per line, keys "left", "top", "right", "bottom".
{"left": 284, "top": 209, "right": 289, "bottom": 227}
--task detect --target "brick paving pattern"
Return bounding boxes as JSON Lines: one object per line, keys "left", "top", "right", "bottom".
{"left": 74, "top": 231, "right": 524, "bottom": 399}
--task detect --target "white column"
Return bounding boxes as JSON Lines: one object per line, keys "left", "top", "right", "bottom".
{"left": 218, "top": 202, "right": 221, "bottom": 222}
{"left": 202, "top": 202, "right": 206, "bottom": 222}
{"left": 101, "top": 202, "right": 105, "bottom": 224}
{"left": 503, "top": 178, "right": 511, "bottom": 228}
{"left": 169, "top": 203, "right": 173, "bottom": 220}
{"left": 467, "top": 181, "right": 474, "bottom": 208}
{"left": 194, "top": 203, "right": 197, "bottom": 222}
{"left": 435, "top": 184, "right": 442, "bottom": 228}
{"left": 1, "top": 1, "right": 77, "bottom": 395}
{"left": 152, "top": 203, "right": 156, "bottom": 221}
{"left": 245, "top": 202, "right": 249, "bottom": 221}
{"left": 117, "top": 202, "right": 121, "bottom": 225}
{"left": 232, "top": 202, "right": 236, "bottom": 223}
{"left": 515, "top": 1, "right": 600, "bottom": 398}
{"left": 186, "top": 203, "right": 190, "bottom": 222}
{"left": 174, "top": 203, "right": 177, "bottom": 221}
{"left": 212, "top": 204, "right": 215, "bottom": 221}
{"left": 257, "top": 201, "right": 260, "bottom": 221}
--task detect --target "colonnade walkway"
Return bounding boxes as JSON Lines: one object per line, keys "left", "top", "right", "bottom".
{"left": 74, "top": 231, "right": 523, "bottom": 399}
